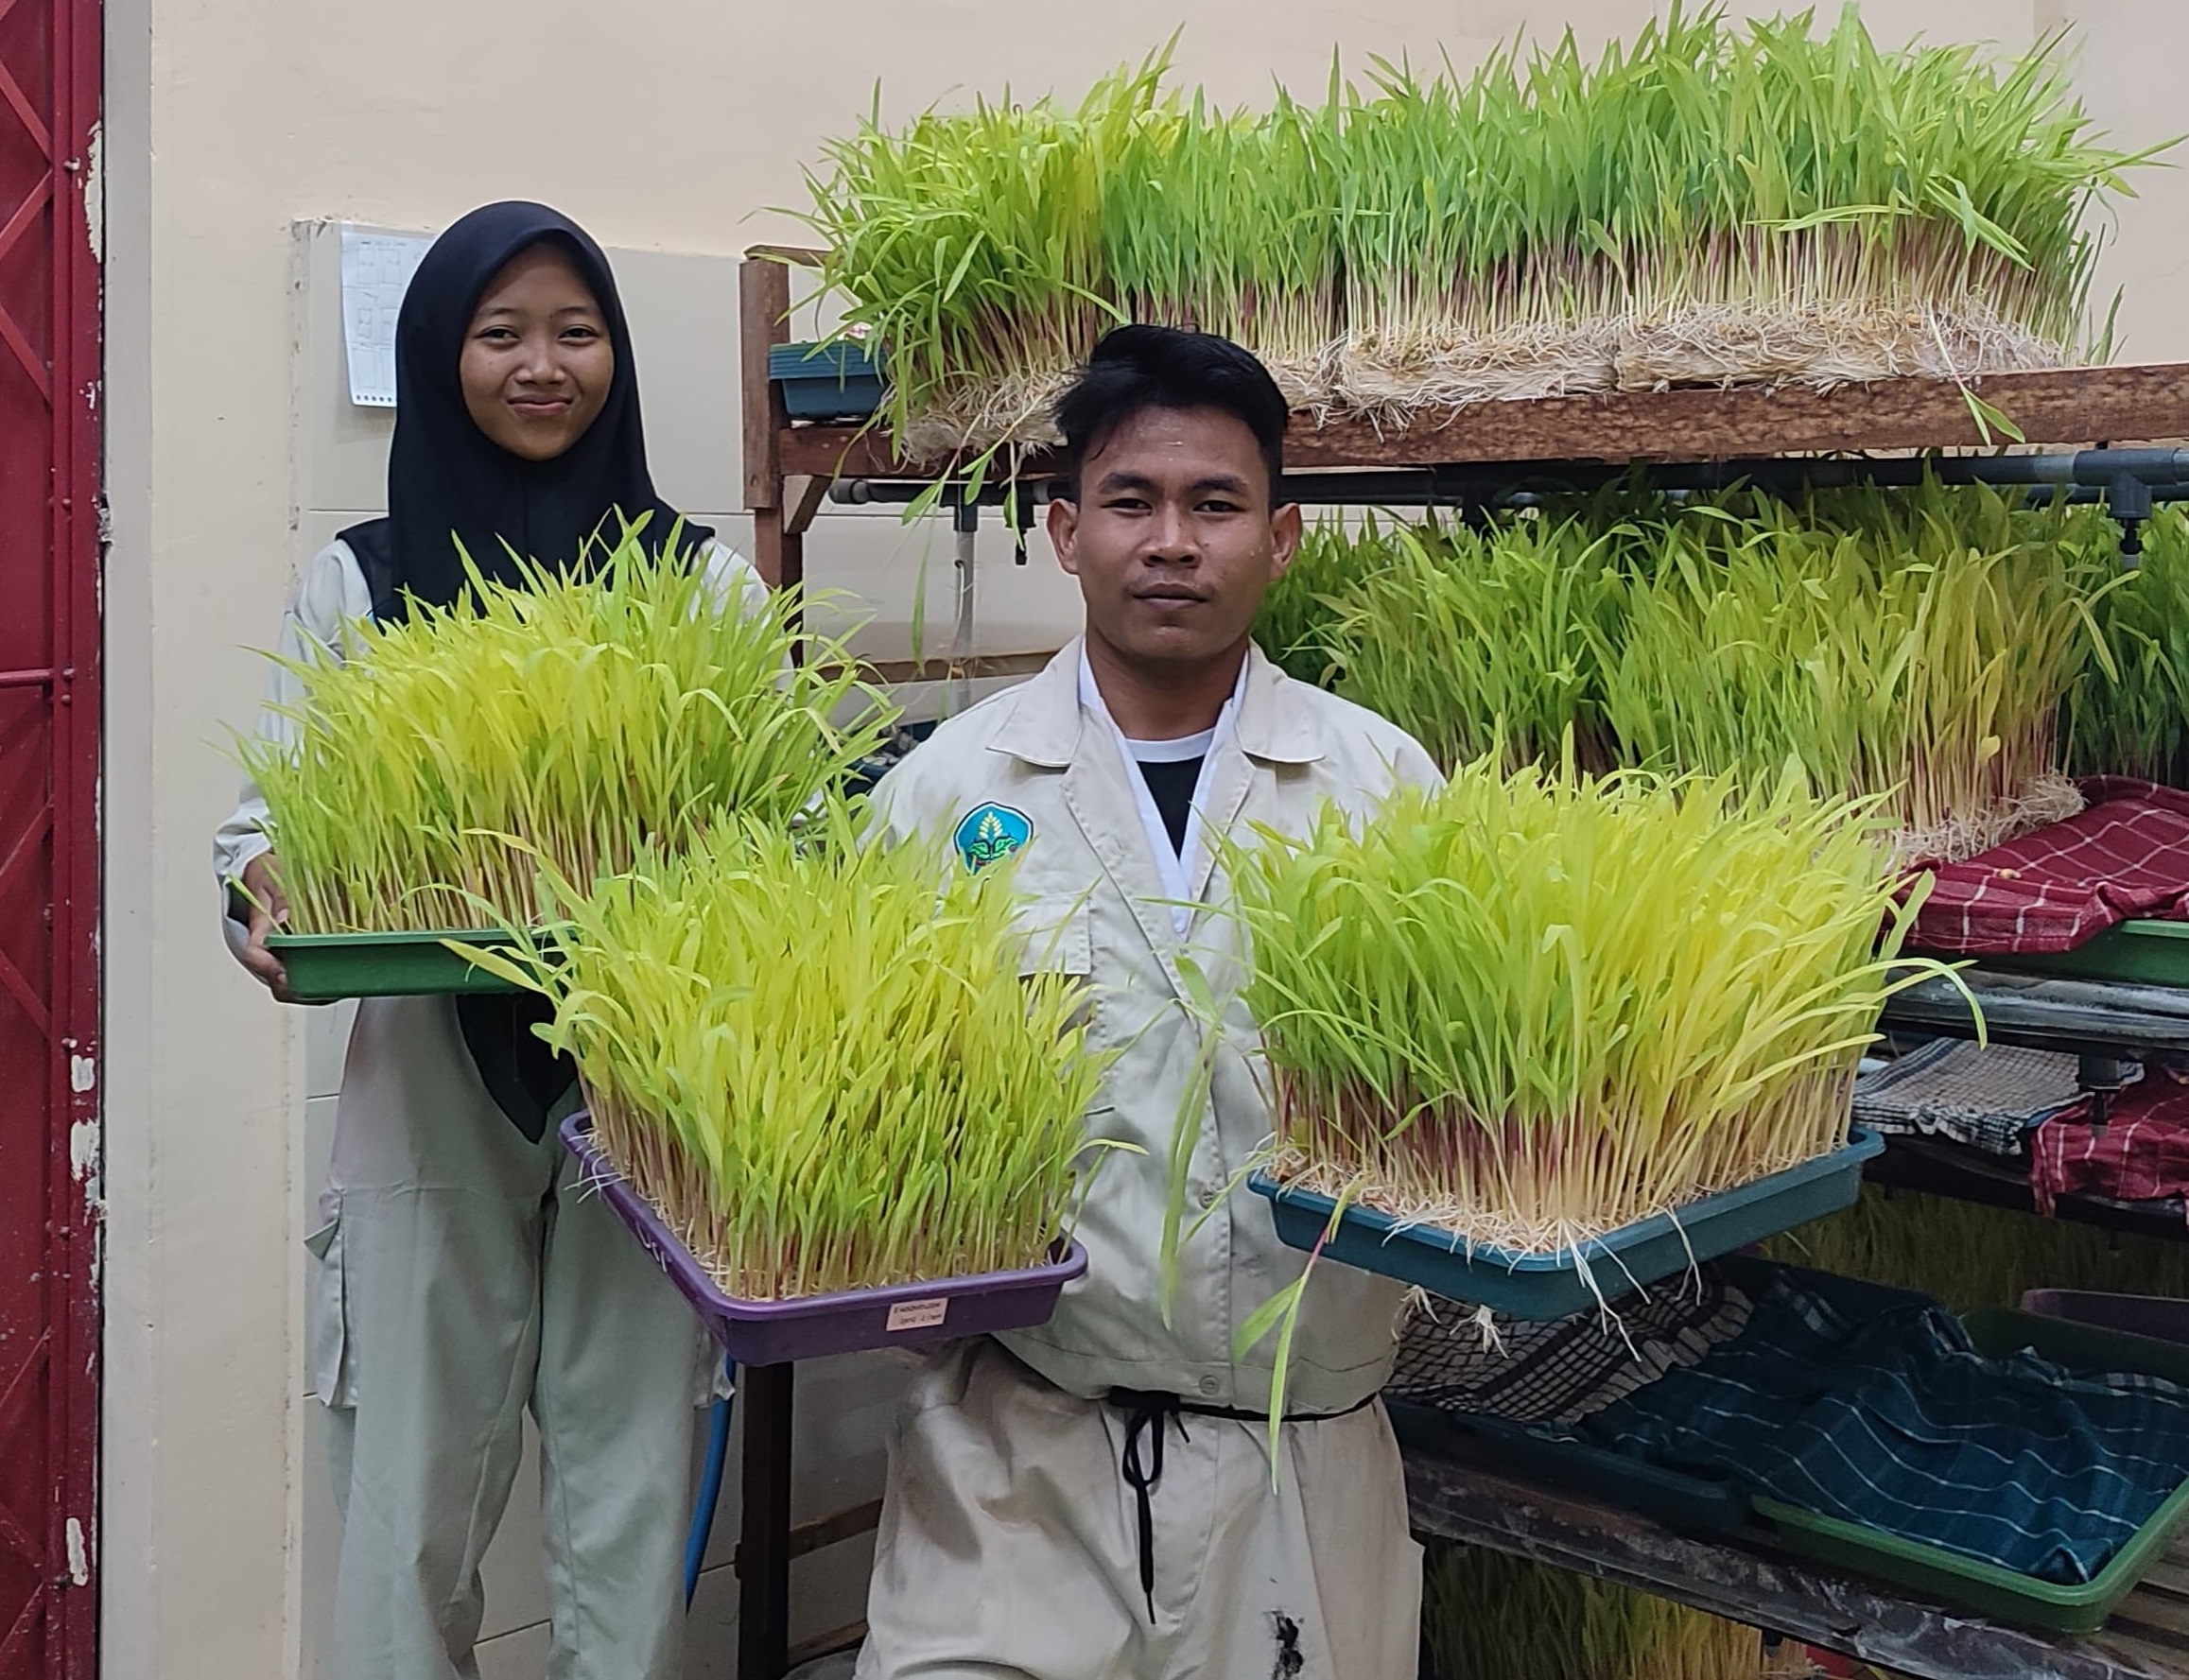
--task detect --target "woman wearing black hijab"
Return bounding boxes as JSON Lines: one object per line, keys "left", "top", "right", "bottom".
{"left": 215, "top": 203, "right": 762, "bottom": 1680}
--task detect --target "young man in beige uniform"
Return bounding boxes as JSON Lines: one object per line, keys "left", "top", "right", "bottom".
{"left": 861, "top": 326, "right": 1442, "bottom": 1680}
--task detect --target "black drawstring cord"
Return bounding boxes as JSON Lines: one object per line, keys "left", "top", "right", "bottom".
{"left": 1103, "top": 1384, "right": 1377, "bottom": 1625}
{"left": 1111, "top": 1389, "right": 1190, "bottom": 1622}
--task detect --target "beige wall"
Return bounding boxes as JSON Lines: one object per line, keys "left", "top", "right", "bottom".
{"left": 100, "top": 1, "right": 2189, "bottom": 1674}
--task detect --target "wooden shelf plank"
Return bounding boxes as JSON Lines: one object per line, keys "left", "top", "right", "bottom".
{"left": 820, "top": 649, "right": 1057, "bottom": 687}
{"left": 780, "top": 425, "right": 1054, "bottom": 481}
{"left": 774, "top": 362, "right": 2189, "bottom": 484}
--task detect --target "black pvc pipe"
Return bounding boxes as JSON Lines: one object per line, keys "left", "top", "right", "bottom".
{"left": 831, "top": 449, "right": 2189, "bottom": 511}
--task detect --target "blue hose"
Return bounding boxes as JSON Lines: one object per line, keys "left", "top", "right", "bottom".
{"left": 686, "top": 1360, "right": 736, "bottom": 1608}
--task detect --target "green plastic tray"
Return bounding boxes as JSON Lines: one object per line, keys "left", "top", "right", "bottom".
{"left": 1754, "top": 1307, "right": 2189, "bottom": 1632}
{"left": 1992, "top": 919, "right": 2189, "bottom": 987}
{"left": 265, "top": 929, "right": 526, "bottom": 1001}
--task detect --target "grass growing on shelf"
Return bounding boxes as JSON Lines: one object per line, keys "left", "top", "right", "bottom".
{"left": 237, "top": 534, "right": 893, "bottom": 934}
{"left": 1766, "top": 1184, "right": 2189, "bottom": 1314}
{"left": 477, "top": 819, "right": 1109, "bottom": 1302}
{"left": 1253, "top": 513, "right": 1408, "bottom": 685}
{"left": 1331, "top": 514, "right": 1623, "bottom": 773}
{"left": 2067, "top": 507, "right": 2189, "bottom": 787}
{"left": 1420, "top": 1540, "right": 1795, "bottom": 1680}
{"left": 804, "top": 8, "right": 2149, "bottom": 449}
{"left": 1594, "top": 488, "right": 2108, "bottom": 858}
{"left": 1226, "top": 762, "right": 1919, "bottom": 1253}
{"left": 1305, "top": 483, "right": 2118, "bottom": 860}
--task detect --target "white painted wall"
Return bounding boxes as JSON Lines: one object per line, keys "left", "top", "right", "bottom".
{"left": 99, "top": 2, "right": 2189, "bottom": 1675}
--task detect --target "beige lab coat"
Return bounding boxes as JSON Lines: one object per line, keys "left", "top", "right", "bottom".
{"left": 860, "top": 639, "right": 1442, "bottom": 1680}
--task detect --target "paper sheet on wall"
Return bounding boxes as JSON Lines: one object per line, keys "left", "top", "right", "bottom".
{"left": 339, "top": 225, "right": 430, "bottom": 407}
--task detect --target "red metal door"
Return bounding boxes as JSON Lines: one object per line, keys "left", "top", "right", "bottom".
{"left": 0, "top": 0, "right": 99, "bottom": 1672}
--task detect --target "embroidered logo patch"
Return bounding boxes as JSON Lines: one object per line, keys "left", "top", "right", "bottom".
{"left": 954, "top": 803, "right": 1033, "bottom": 871}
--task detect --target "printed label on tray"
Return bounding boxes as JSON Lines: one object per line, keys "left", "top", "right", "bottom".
{"left": 886, "top": 1298, "right": 949, "bottom": 1334}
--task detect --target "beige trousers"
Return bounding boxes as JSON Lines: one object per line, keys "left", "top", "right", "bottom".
{"left": 308, "top": 996, "right": 708, "bottom": 1680}
{"left": 857, "top": 1340, "right": 1423, "bottom": 1680}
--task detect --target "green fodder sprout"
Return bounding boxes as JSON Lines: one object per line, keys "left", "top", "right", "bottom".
{"left": 1768, "top": 1184, "right": 2189, "bottom": 1314}
{"left": 1226, "top": 764, "right": 1920, "bottom": 1252}
{"left": 514, "top": 819, "right": 1107, "bottom": 1300}
{"left": 806, "top": 9, "right": 2150, "bottom": 449}
{"left": 1252, "top": 512, "right": 1411, "bottom": 685}
{"left": 1421, "top": 1540, "right": 1797, "bottom": 1680}
{"left": 1331, "top": 514, "right": 1624, "bottom": 774}
{"left": 2067, "top": 506, "right": 2189, "bottom": 786}
{"left": 237, "top": 532, "right": 896, "bottom": 933}
{"left": 1313, "top": 482, "right": 2119, "bottom": 861}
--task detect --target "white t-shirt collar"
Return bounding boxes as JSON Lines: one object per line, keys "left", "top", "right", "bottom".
{"left": 1077, "top": 646, "right": 1246, "bottom": 935}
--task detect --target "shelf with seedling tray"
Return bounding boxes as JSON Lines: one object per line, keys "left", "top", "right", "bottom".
{"left": 264, "top": 927, "right": 530, "bottom": 1001}
{"left": 1387, "top": 1400, "right": 1757, "bottom": 1537}
{"left": 1748, "top": 1302, "right": 2189, "bottom": 1636}
{"left": 1249, "top": 1129, "right": 1884, "bottom": 1322}
{"left": 1402, "top": 1426, "right": 2189, "bottom": 1680}
{"left": 739, "top": 247, "right": 2189, "bottom": 599}
{"left": 735, "top": 249, "right": 2189, "bottom": 1680}
{"left": 762, "top": 341, "right": 2189, "bottom": 489}
{"left": 559, "top": 1111, "right": 1086, "bottom": 1367}
{"left": 1398, "top": 1286, "right": 2189, "bottom": 1671}
{"left": 1862, "top": 1132, "right": 2189, "bottom": 1245}
{"left": 1882, "top": 966, "right": 2189, "bottom": 1064}
{"left": 1872, "top": 964, "right": 2189, "bottom": 1244}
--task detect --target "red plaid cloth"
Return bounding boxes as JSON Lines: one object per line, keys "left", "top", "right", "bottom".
{"left": 2030, "top": 1069, "right": 2189, "bottom": 1221}
{"left": 1906, "top": 779, "right": 2189, "bottom": 955}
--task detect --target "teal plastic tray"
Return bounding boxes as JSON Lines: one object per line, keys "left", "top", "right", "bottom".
{"left": 1754, "top": 1307, "right": 2189, "bottom": 1633}
{"left": 770, "top": 340, "right": 884, "bottom": 422}
{"left": 265, "top": 929, "right": 525, "bottom": 1001}
{"left": 1990, "top": 919, "right": 2189, "bottom": 987}
{"left": 1253, "top": 1130, "right": 1883, "bottom": 1321}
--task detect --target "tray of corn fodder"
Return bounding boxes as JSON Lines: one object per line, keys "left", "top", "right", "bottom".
{"left": 526, "top": 819, "right": 1107, "bottom": 1366}
{"left": 265, "top": 927, "right": 527, "bottom": 1001}
{"left": 1228, "top": 761, "right": 1936, "bottom": 1321}
{"left": 1218, "top": 462, "right": 2189, "bottom": 1316}
{"left": 233, "top": 531, "right": 890, "bottom": 999}
{"left": 564, "top": 1113, "right": 1087, "bottom": 1367}
{"left": 801, "top": 10, "right": 2146, "bottom": 456}
{"left": 1885, "top": 506, "right": 2189, "bottom": 989}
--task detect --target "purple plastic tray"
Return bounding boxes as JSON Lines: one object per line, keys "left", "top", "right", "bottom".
{"left": 2022, "top": 1289, "right": 2189, "bottom": 1348}
{"left": 561, "top": 1112, "right": 1086, "bottom": 1366}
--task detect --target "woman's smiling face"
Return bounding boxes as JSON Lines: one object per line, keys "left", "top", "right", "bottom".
{"left": 459, "top": 242, "right": 616, "bottom": 461}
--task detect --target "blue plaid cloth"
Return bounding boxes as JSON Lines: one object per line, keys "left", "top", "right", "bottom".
{"left": 1577, "top": 1265, "right": 2189, "bottom": 1585}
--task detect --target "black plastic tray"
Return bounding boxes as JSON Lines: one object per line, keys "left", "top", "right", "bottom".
{"left": 1385, "top": 1398, "right": 1753, "bottom": 1534}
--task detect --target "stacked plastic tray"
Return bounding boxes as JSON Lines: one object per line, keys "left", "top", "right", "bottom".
{"left": 1393, "top": 1259, "right": 2189, "bottom": 1632}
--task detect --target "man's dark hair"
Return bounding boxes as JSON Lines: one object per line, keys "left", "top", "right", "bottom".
{"left": 1053, "top": 324, "right": 1289, "bottom": 503}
